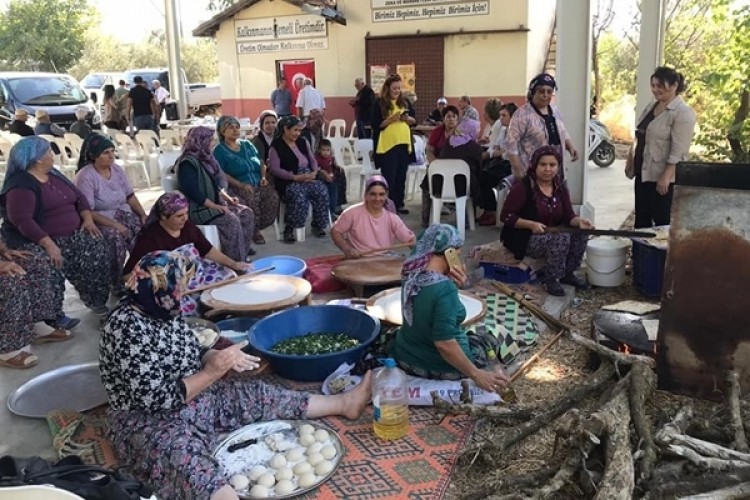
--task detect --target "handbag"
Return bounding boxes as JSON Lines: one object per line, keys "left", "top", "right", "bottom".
{"left": 0, "top": 455, "right": 151, "bottom": 500}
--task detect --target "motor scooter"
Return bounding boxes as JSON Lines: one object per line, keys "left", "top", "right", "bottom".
{"left": 589, "top": 119, "right": 616, "bottom": 167}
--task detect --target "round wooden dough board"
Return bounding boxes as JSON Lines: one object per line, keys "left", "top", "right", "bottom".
{"left": 201, "top": 275, "right": 311, "bottom": 313}
{"left": 331, "top": 256, "right": 404, "bottom": 287}
{"left": 366, "top": 287, "right": 487, "bottom": 326}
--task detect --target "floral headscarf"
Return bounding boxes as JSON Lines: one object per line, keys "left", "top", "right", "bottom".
{"left": 449, "top": 119, "right": 481, "bottom": 147}
{"left": 401, "top": 224, "right": 464, "bottom": 326}
{"left": 77, "top": 132, "right": 115, "bottom": 171}
{"left": 364, "top": 175, "right": 397, "bottom": 213}
{"left": 274, "top": 115, "right": 302, "bottom": 141}
{"left": 124, "top": 250, "right": 195, "bottom": 321}
{"left": 177, "top": 126, "right": 223, "bottom": 178}
{"left": 144, "top": 191, "right": 189, "bottom": 228}
{"left": 216, "top": 115, "right": 240, "bottom": 142}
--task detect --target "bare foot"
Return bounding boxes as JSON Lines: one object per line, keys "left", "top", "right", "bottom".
{"left": 341, "top": 370, "right": 372, "bottom": 419}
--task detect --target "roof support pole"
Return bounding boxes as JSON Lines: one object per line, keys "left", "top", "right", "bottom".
{"left": 165, "top": 0, "right": 188, "bottom": 120}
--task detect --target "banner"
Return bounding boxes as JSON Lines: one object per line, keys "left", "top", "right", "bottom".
{"left": 397, "top": 64, "right": 415, "bottom": 93}
{"left": 369, "top": 65, "right": 389, "bottom": 92}
{"left": 279, "top": 60, "right": 316, "bottom": 106}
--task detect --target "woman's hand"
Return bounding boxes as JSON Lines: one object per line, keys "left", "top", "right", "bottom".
{"left": 45, "top": 243, "right": 64, "bottom": 268}
{"left": 203, "top": 341, "right": 261, "bottom": 378}
{"left": 0, "top": 248, "right": 31, "bottom": 261}
{"left": 260, "top": 177, "right": 269, "bottom": 187}
{"left": 529, "top": 222, "right": 547, "bottom": 235}
{"left": 232, "top": 261, "right": 254, "bottom": 273}
{"left": 243, "top": 184, "right": 256, "bottom": 195}
{"left": 577, "top": 218, "right": 595, "bottom": 230}
{"left": 448, "top": 265, "right": 468, "bottom": 288}
{"left": 114, "top": 222, "right": 129, "bottom": 237}
{"left": 0, "top": 261, "right": 26, "bottom": 276}
{"left": 208, "top": 202, "right": 230, "bottom": 214}
{"left": 344, "top": 246, "right": 361, "bottom": 260}
{"left": 656, "top": 176, "right": 671, "bottom": 195}
{"left": 471, "top": 366, "right": 510, "bottom": 393}
{"left": 81, "top": 219, "right": 102, "bottom": 237}
{"left": 566, "top": 144, "right": 580, "bottom": 162}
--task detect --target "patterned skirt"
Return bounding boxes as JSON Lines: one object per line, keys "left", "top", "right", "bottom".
{"left": 228, "top": 183, "right": 280, "bottom": 232}
{"left": 172, "top": 244, "right": 236, "bottom": 316}
{"left": 98, "top": 209, "right": 142, "bottom": 288}
{"left": 107, "top": 379, "right": 309, "bottom": 500}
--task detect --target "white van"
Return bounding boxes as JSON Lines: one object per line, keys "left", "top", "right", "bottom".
{"left": 80, "top": 72, "right": 123, "bottom": 106}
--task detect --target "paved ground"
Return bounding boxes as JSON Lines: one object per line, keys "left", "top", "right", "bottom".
{"left": 0, "top": 159, "right": 632, "bottom": 459}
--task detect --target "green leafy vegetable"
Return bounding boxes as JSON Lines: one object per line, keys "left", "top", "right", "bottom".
{"left": 271, "top": 333, "right": 359, "bottom": 355}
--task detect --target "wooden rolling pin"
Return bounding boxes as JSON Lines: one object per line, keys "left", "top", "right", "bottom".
{"left": 184, "top": 266, "right": 276, "bottom": 296}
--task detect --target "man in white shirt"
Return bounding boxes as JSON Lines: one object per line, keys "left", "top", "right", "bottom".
{"left": 152, "top": 80, "right": 170, "bottom": 120}
{"left": 296, "top": 78, "right": 325, "bottom": 118}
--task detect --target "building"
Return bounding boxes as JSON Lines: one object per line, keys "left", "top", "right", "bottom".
{"left": 194, "top": 0, "right": 557, "bottom": 123}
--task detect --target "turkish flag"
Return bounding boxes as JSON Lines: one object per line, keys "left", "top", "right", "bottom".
{"left": 280, "top": 60, "right": 316, "bottom": 108}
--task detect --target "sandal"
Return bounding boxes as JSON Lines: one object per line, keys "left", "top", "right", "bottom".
{"left": 312, "top": 227, "right": 326, "bottom": 238}
{"left": 33, "top": 328, "right": 73, "bottom": 345}
{"left": 0, "top": 350, "right": 38, "bottom": 369}
{"left": 253, "top": 232, "right": 266, "bottom": 245}
{"left": 283, "top": 227, "right": 296, "bottom": 244}
{"left": 561, "top": 274, "right": 591, "bottom": 290}
{"left": 545, "top": 281, "right": 566, "bottom": 297}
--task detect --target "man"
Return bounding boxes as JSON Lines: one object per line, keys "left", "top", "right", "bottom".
{"left": 152, "top": 79, "right": 170, "bottom": 120}
{"left": 33, "top": 110, "right": 65, "bottom": 137}
{"left": 350, "top": 77, "right": 375, "bottom": 138}
{"left": 296, "top": 78, "right": 325, "bottom": 119}
{"left": 69, "top": 106, "right": 92, "bottom": 139}
{"left": 458, "top": 95, "right": 479, "bottom": 122}
{"left": 125, "top": 75, "right": 159, "bottom": 135}
{"left": 8, "top": 109, "right": 34, "bottom": 136}
{"left": 270, "top": 77, "right": 293, "bottom": 117}
{"left": 427, "top": 97, "right": 447, "bottom": 124}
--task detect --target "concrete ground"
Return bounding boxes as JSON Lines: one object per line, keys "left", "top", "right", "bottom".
{"left": 0, "top": 159, "right": 632, "bottom": 459}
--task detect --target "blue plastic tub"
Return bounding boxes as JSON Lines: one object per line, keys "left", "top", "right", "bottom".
{"left": 215, "top": 317, "right": 258, "bottom": 344}
{"left": 252, "top": 256, "right": 307, "bottom": 278}
{"left": 248, "top": 305, "right": 381, "bottom": 381}
{"left": 479, "top": 262, "right": 535, "bottom": 284}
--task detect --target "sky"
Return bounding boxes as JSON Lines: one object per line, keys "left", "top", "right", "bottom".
{"left": 96, "top": 0, "right": 212, "bottom": 42}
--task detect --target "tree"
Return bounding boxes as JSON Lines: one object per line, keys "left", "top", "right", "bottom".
{"left": 591, "top": 0, "right": 616, "bottom": 107}
{"left": 0, "top": 0, "right": 94, "bottom": 72}
{"left": 208, "top": 0, "right": 237, "bottom": 11}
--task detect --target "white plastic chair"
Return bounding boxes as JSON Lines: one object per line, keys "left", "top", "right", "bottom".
{"left": 159, "top": 151, "right": 181, "bottom": 192}
{"left": 274, "top": 201, "right": 334, "bottom": 243}
{"left": 160, "top": 129, "right": 182, "bottom": 151}
{"left": 136, "top": 129, "right": 161, "bottom": 150}
{"left": 406, "top": 135, "right": 428, "bottom": 200}
{"left": 353, "top": 139, "right": 376, "bottom": 198}
{"left": 114, "top": 133, "right": 151, "bottom": 188}
{"left": 0, "top": 137, "right": 13, "bottom": 175}
{"left": 134, "top": 134, "right": 161, "bottom": 184}
{"left": 428, "top": 159, "right": 476, "bottom": 240}
{"left": 327, "top": 119, "right": 347, "bottom": 139}
{"left": 197, "top": 224, "right": 221, "bottom": 251}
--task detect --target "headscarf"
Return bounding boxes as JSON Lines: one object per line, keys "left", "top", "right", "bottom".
{"left": 124, "top": 250, "right": 195, "bottom": 321}
{"left": 401, "top": 224, "right": 464, "bottom": 326}
{"left": 527, "top": 73, "right": 557, "bottom": 100}
{"left": 5, "top": 136, "right": 52, "bottom": 178}
{"left": 274, "top": 115, "right": 302, "bottom": 141}
{"left": 528, "top": 145, "right": 563, "bottom": 181}
{"left": 177, "top": 126, "right": 222, "bottom": 176}
{"left": 306, "top": 109, "right": 325, "bottom": 136}
{"left": 364, "top": 175, "right": 397, "bottom": 213}
{"left": 144, "top": 191, "right": 189, "bottom": 228}
{"left": 77, "top": 132, "right": 115, "bottom": 171}
{"left": 216, "top": 115, "right": 240, "bottom": 142}
{"left": 449, "top": 118, "right": 481, "bottom": 147}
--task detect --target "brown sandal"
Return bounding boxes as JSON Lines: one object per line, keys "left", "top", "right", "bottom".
{"left": 0, "top": 350, "right": 38, "bottom": 369}
{"left": 33, "top": 328, "right": 73, "bottom": 344}
{"left": 253, "top": 232, "right": 266, "bottom": 245}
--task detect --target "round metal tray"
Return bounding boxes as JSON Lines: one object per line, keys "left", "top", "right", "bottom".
{"left": 7, "top": 362, "right": 108, "bottom": 418}
{"left": 213, "top": 420, "right": 344, "bottom": 499}
{"left": 185, "top": 317, "right": 220, "bottom": 349}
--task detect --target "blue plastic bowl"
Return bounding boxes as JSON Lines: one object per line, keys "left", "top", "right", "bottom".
{"left": 252, "top": 256, "right": 307, "bottom": 278}
{"left": 215, "top": 317, "right": 258, "bottom": 344}
{"left": 248, "top": 305, "right": 381, "bottom": 381}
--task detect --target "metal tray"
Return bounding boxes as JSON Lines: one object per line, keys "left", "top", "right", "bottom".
{"left": 7, "top": 362, "right": 108, "bottom": 418}
{"left": 213, "top": 420, "right": 344, "bottom": 499}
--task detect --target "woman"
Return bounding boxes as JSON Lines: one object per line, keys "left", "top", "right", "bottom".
{"left": 301, "top": 108, "right": 326, "bottom": 153}
{"left": 500, "top": 146, "right": 594, "bottom": 296}
{"left": 0, "top": 136, "right": 111, "bottom": 316}
{"left": 252, "top": 110, "right": 277, "bottom": 163}
{"left": 331, "top": 175, "right": 415, "bottom": 259}
{"left": 0, "top": 239, "right": 73, "bottom": 368}
{"left": 505, "top": 73, "right": 578, "bottom": 179}
{"left": 101, "top": 250, "right": 372, "bottom": 500}
{"left": 124, "top": 192, "right": 251, "bottom": 316}
{"left": 268, "top": 115, "right": 330, "bottom": 243}
{"left": 389, "top": 224, "right": 509, "bottom": 391}
{"left": 371, "top": 74, "right": 416, "bottom": 214}
{"left": 477, "top": 103, "right": 518, "bottom": 225}
{"left": 175, "top": 126, "right": 256, "bottom": 261}
{"left": 628, "top": 66, "right": 696, "bottom": 228}
{"left": 102, "top": 84, "right": 121, "bottom": 130}
{"left": 75, "top": 133, "right": 147, "bottom": 291}
{"left": 213, "top": 115, "right": 280, "bottom": 245}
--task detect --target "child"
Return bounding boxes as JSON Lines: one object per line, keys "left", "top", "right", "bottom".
{"left": 315, "top": 139, "right": 339, "bottom": 218}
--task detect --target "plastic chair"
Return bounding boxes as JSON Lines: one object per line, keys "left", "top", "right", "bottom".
{"left": 159, "top": 151, "right": 181, "bottom": 192}
{"left": 274, "top": 200, "right": 334, "bottom": 243}
{"left": 327, "top": 119, "right": 347, "bottom": 139}
{"left": 197, "top": 224, "right": 221, "bottom": 251}
{"left": 160, "top": 129, "right": 182, "bottom": 151}
{"left": 114, "top": 133, "right": 151, "bottom": 188}
{"left": 7, "top": 133, "right": 22, "bottom": 144}
{"left": 134, "top": 134, "right": 161, "bottom": 184}
{"left": 136, "top": 129, "right": 161, "bottom": 150}
{"left": 353, "top": 139, "right": 376, "bottom": 198}
{"left": 406, "top": 135, "right": 428, "bottom": 200}
{"left": 427, "top": 159, "right": 476, "bottom": 239}
{"left": 0, "top": 137, "right": 12, "bottom": 175}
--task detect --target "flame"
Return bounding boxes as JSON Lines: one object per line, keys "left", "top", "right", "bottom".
{"left": 621, "top": 344, "right": 631, "bottom": 355}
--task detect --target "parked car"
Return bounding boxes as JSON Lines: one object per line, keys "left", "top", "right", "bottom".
{"left": 122, "top": 68, "right": 221, "bottom": 117}
{"left": 80, "top": 71, "right": 123, "bottom": 106}
{"left": 0, "top": 72, "right": 101, "bottom": 131}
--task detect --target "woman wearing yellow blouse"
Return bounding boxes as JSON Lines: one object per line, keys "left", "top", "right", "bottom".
{"left": 371, "top": 74, "right": 416, "bottom": 215}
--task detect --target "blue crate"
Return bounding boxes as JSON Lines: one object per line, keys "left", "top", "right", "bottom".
{"left": 632, "top": 240, "right": 667, "bottom": 298}
{"left": 479, "top": 261, "right": 534, "bottom": 284}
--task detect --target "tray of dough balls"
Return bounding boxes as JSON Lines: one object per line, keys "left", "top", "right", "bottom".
{"left": 213, "top": 420, "right": 343, "bottom": 499}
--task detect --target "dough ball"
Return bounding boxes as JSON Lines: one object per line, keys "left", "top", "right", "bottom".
{"left": 249, "top": 484, "right": 269, "bottom": 498}
{"left": 275, "top": 479, "right": 295, "bottom": 495}
{"left": 269, "top": 454, "right": 287, "bottom": 470}
{"left": 230, "top": 474, "right": 250, "bottom": 490}
{"left": 307, "top": 442, "right": 324, "bottom": 454}
{"left": 299, "top": 433, "right": 315, "bottom": 447}
{"left": 298, "top": 424, "right": 315, "bottom": 435}
{"left": 314, "top": 429, "right": 330, "bottom": 442}
{"left": 298, "top": 472, "right": 317, "bottom": 488}
{"left": 321, "top": 444, "right": 337, "bottom": 460}
{"left": 285, "top": 447, "right": 305, "bottom": 462}
{"left": 293, "top": 461, "right": 312, "bottom": 475}
{"left": 256, "top": 472, "right": 276, "bottom": 488}
{"left": 315, "top": 460, "right": 334, "bottom": 476}
{"left": 247, "top": 465, "right": 267, "bottom": 481}
{"left": 275, "top": 467, "right": 293, "bottom": 481}
{"left": 307, "top": 452, "right": 324, "bottom": 466}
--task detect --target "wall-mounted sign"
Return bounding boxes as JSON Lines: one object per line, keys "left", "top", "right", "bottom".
{"left": 237, "top": 38, "right": 329, "bottom": 54}
{"left": 397, "top": 64, "right": 415, "bottom": 93}
{"left": 370, "top": 65, "right": 389, "bottom": 91}
{"left": 371, "top": 0, "right": 490, "bottom": 22}
{"left": 234, "top": 15, "right": 327, "bottom": 42}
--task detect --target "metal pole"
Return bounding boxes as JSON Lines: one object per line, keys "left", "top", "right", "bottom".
{"left": 165, "top": 0, "right": 188, "bottom": 120}
{"left": 635, "top": 0, "right": 665, "bottom": 118}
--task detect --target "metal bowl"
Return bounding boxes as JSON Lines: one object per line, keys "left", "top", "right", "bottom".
{"left": 185, "top": 317, "right": 221, "bottom": 348}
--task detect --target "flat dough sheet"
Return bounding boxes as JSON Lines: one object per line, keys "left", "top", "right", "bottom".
{"left": 641, "top": 319, "right": 660, "bottom": 341}
{"left": 370, "top": 290, "right": 483, "bottom": 326}
{"left": 602, "top": 300, "right": 661, "bottom": 315}
{"left": 208, "top": 279, "right": 296, "bottom": 305}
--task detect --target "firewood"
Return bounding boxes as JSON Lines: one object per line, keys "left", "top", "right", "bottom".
{"left": 678, "top": 481, "right": 750, "bottom": 499}
{"left": 430, "top": 392, "right": 533, "bottom": 420}
{"left": 593, "top": 385, "right": 634, "bottom": 500}
{"left": 727, "top": 371, "right": 749, "bottom": 452}
{"left": 568, "top": 330, "right": 656, "bottom": 368}
{"left": 663, "top": 433, "right": 750, "bottom": 463}
{"left": 629, "top": 361, "right": 658, "bottom": 483}
{"left": 665, "top": 444, "right": 750, "bottom": 471}
{"left": 459, "top": 468, "right": 557, "bottom": 500}
{"left": 644, "top": 470, "right": 750, "bottom": 499}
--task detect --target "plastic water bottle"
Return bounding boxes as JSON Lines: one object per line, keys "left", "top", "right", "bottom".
{"left": 372, "top": 358, "right": 410, "bottom": 440}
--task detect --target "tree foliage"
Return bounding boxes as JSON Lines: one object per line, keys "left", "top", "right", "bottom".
{"left": 0, "top": 0, "right": 95, "bottom": 72}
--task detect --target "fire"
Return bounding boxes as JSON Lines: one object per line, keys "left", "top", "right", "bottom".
{"left": 621, "top": 344, "right": 631, "bottom": 355}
